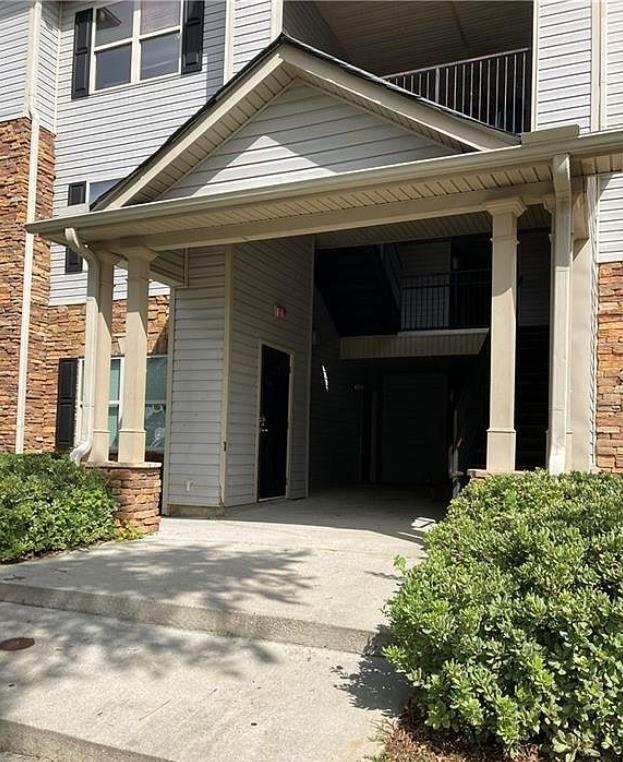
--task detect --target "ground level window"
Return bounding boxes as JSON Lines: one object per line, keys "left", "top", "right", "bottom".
{"left": 58, "top": 355, "right": 167, "bottom": 453}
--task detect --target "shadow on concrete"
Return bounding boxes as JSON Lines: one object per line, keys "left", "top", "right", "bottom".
{"left": 332, "top": 653, "right": 411, "bottom": 715}
{"left": 223, "top": 485, "right": 447, "bottom": 545}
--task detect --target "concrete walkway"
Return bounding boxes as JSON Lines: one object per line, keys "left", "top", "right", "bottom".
{"left": 0, "top": 488, "right": 441, "bottom": 653}
{"left": 0, "top": 487, "right": 444, "bottom": 761}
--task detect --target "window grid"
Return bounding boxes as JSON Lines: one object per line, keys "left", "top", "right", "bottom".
{"left": 90, "top": 1, "right": 183, "bottom": 93}
{"left": 75, "top": 355, "right": 167, "bottom": 452}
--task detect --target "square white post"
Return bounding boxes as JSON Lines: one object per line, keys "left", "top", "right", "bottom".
{"left": 548, "top": 155, "right": 573, "bottom": 474}
{"left": 89, "top": 252, "right": 116, "bottom": 463}
{"left": 118, "top": 252, "right": 153, "bottom": 464}
{"left": 485, "top": 199, "right": 526, "bottom": 473}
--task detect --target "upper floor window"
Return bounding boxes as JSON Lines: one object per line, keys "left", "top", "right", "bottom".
{"left": 72, "top": 1, "right": 205, "bottom": 98}
{"left": 94, "top": 1, "right": 182, "bottom": 91}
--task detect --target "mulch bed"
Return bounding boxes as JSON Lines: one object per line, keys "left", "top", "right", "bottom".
{"left": 378, "top": 701, "right": 543, "bottom": 762}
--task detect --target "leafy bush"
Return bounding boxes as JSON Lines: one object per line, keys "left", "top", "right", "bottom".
{"left": 385, "top": 471, "right": 623, "bottom": 761}
{"left": 0, "top": 453, "right": 116, "bottom": 562}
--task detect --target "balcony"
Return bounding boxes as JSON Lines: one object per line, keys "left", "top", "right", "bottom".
{"left": 385, "top": 48, "right": 532, "bottom": 134}
{"left": 401, "top": 269, "right": 491, "bottom": 332}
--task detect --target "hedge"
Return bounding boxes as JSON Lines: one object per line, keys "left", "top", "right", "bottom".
{"left": 0, "top": 453, "right": 116, "bottom": 562}
{"left": 385, "top": 471, "right": 623, "bottom": 760}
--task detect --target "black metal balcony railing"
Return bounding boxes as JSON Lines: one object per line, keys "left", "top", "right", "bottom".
{"left": 385, "top": 48, "right": 532, "bottom": 134}
{"left": 401, "top": 269, "right": 491, "bottom": 332}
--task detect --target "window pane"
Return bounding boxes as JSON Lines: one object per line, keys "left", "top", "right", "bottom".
{"left": 140, "top": 32, "right": 179, "bottom": 80}
{"left": 95, "top": 44, "right": 132, "bottom": 90}
{"left": 109, "top": 358, "right": 121, "bottom": 402}
{"left": 95, "top": 2, "right": 134, "bottom": 46}
{"left": 89, "top": 178, "right": 121, "bottom": 204}
{"left": 108, "top": 406, "right": 120, "bottom": 451}
{"left": 145, "top": 404, "right": 166, "bottom": 451}
{"left": 140, "top": 0, "right": 180, "bottom": 34}
{"left": 146, "top": 357, "right": 167, "bottom": 400}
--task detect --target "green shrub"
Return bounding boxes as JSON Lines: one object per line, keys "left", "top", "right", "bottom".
{"left": 0, "top": 453, "right": 116, "bottom": 562}
{"left": 385, "top": 471, "right": 623, "bottom": 761}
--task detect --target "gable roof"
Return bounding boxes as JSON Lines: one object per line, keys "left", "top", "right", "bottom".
{"left": 94, "top": 34, "right": 518, "bottom": 211}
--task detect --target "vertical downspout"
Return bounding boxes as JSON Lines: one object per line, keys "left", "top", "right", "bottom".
{"left": 65, "top": 229, "right": 99, "bottom": 464}
{"left": 15, "top": 0, "right": 42, "bottom": 453}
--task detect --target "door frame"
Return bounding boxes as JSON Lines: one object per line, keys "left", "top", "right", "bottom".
{"left": 254, "top": 339, "right": 294, "bottom": 502}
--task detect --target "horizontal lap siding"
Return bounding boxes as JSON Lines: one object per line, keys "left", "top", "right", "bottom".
{"left": 0, "top": 1, "right": 29, "bottom": 123}
{"left": 163, "top": 83, "right": 457, "bottom": 199}
{"left": 167, "top": 248, "right": 226, "bottom": 507}
{"left": 50, "top": 0, "right": 226, "bottom": 304}
{"left": 536, "top": 0, "right": 592, "bottom": 132}
{"left": 232, "top": 0, "right": 273, "bottom": 73}
{"left": 599, "top": 4, "right": 623, "bottom": 264}
{"left": 226, "top": 237, "right": 313, "bottom": 505}
{"left": 38, "top": 1, "right": 60, "bottom": 133}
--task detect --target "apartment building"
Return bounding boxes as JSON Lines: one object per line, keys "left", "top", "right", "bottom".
{"left": 2, "top": 0, "right": 623, "bottom": 525}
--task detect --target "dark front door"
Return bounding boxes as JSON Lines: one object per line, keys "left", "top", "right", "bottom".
{"left": 258, "top": 345, "right": 291, "bottom": 500}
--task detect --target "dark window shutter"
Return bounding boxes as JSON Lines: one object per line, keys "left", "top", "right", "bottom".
{"left": 56, "top": 359, "right": 78, "bottom": 451}
{"left": 72, "top": 9, "right": 92, "bottom": 99}
{"left": 65, "top": 182, "right": 87, "bottom": 274}
{"left": 181, "top": 0, "right": 204, "bottom": 74}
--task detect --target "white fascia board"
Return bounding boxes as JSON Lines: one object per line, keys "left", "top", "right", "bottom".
{"left": 27, "top": 127, "right": 623, "bottom": 242}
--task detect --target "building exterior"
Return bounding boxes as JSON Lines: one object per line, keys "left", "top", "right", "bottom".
{"left": 3, "top": 0, "right": 623, "bottom": 527}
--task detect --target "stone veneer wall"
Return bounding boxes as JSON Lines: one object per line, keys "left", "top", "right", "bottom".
{"left": 0, "top": 118, "right": 55, "bottom": 451}
{"left": 596, "top": 262, "right": 623, "bottom": 472}
{"left": 91, "top": 463, "right": 162, "bottom": 534}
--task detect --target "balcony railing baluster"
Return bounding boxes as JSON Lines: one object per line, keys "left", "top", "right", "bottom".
{"left": 385, "top": 48, "right": 532, "bottom": 133}
{"left": 401, "top": 269, "right": 491, "bottom": 332}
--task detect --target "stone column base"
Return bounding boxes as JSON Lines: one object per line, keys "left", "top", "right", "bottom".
{"left": 87, "top": 462, "right": 162, "bottom": 534}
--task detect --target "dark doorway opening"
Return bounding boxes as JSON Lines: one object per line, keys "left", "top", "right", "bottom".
{"left": 258, "top": 344, "right": 291, "bottom": 500}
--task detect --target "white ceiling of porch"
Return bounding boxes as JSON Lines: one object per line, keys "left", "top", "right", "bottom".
{"left": 310, "top": 1, "right": 533, "bottom": 76}
{"left": 315, "top": 204, "right": 550, "bottom": 249}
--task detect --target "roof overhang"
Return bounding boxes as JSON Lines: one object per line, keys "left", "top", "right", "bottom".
{"left": 91, "top": 35, "right": 515, "bottom": 211}
{"left": 28, "top": 126, "right": 623, "bottom": 263}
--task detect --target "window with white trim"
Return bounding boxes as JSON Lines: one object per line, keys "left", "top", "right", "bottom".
{"left": 75, "top": 355, "right": 167, "bottom": 452}
{"left": 93, "top": 1, "right": 183, "bottom": 92}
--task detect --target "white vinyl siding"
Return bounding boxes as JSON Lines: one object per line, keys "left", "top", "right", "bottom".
{"left": 535, "top": 0, "right": 592, "bottom": 132}
{"left": 598, "top": 174, "right": 623, "bottom": 263}
{"left": 162, "top": 82, "right": 457, "bottom": 199}
{"left": 606, "top": 1, "right": 623, "bottom": 129}
{"left": 225, "top": 236, "right": 313, "bottom": 505}
{"left": 232, "top": 0, "right": 273, "bottom": 74}
{"left": 166, "top": 248, "right": 226, "bottom": 508}
{"left": 0, "top": 1, "right": 30, "bottom": 123}
{"left": 597, "top": 4, "right": 623, "bottom": 266}
{"left": 283, "top": 1, "right": 344, "bottom": 58}
{"left": 38, "top": 0, "right": 60, "bottom": 133}
{"left": 49, "top": 0, "right": 227, "bottom": 304}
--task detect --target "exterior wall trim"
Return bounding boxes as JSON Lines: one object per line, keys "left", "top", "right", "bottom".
{"left": 219, "top": 245, "right": 234, "bottom": 505}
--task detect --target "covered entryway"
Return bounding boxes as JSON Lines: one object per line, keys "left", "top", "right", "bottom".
{"left": 28, "top": 36, "right": 621, "bottom": 517}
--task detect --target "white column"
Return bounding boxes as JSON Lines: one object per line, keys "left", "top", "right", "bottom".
{"left": 568, "top": 191, "right": 592, "bottom": 471}
{"left": 89, "top": 253, "right": 116, "bottom": 463}
{"left": 485, "top": 199, "right": 526, "bottom": 473}
{"left": 548, "top": 155, "right": 573, "bottom": 474}
{"left": 118, "top": 252, "right": 153, "bottom": 464}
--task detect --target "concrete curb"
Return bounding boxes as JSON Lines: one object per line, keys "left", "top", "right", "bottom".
{"left": 0, "top": 720, "right": 166, "bottom": 762}
{"left": 0, "top": 583, "right": 391, "bottom": 655}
